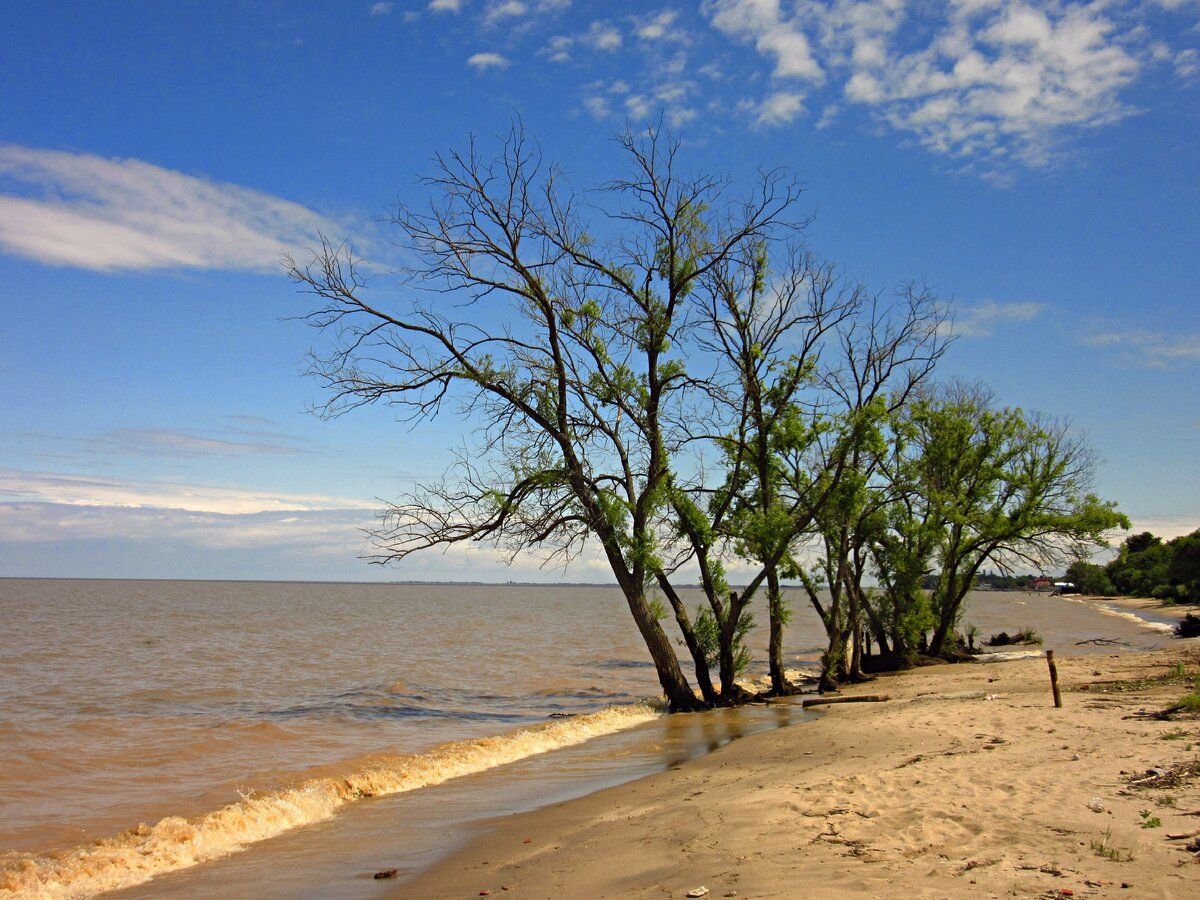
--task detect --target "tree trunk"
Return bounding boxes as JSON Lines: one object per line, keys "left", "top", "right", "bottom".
{"left": 766, "top": 569, "right": 791, "bottom": 695}
{"left": 657, "top": 575, "right": 717, "bottom": 704}
{"left": 626, "top": 588, "right": 702, "bottom": 710}
{"left": 719, "top": 591, "right": 750, "bottom": 701}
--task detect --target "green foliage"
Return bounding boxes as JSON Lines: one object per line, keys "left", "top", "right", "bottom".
{"left": 1138, "top": 810, "right": 1162, "bottom": 829}
{"left": 647, "top": 595, "right": 668, "bottom": 621}
{"left": 1099, "top": 528, "right": 1200, "bottom": 603}
{"left": 693, "top": 606, "right": 754, "bottom": 675}
{"left": 1065, "top": 559, "right": 1116, "bottom": 596}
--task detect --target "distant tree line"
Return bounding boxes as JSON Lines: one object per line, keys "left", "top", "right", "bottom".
{"left": 290, "top": 125, "right": 1126, "bottom": 706}
{"left": 1065, "top": 531, "right": 1200, "bottom": 604}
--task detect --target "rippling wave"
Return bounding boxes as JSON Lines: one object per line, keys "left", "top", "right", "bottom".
{"left": 0, "top": 703, "right": 659, "bottom": 899}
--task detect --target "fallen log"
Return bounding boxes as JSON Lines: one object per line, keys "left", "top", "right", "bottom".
{"left": 802, "top": 694, "right": 891, "bottom": 708}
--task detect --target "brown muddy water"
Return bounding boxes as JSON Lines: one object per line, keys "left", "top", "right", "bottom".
{"left": 0, "top": 579, "right": 1175, "bottom": 898}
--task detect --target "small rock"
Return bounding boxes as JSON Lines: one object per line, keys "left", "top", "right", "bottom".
{"left": 373, "top": 869, "right": 399, "bottom": 880}
{"left": 687, "top": 888, "right": 710, "bottom": 898}
{"left": 1087, "top": 797, "right": 1105, "bottom": 813}
{"left": 1072, "top": 753, "right": 1081, "bottom": 761}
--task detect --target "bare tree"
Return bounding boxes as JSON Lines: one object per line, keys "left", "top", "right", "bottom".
{"left": 288, "top": 125, "right": 815, "bottom": 710}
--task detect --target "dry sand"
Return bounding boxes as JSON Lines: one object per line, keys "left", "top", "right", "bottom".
{"left": 397, "top": 639, "right": 1200, "bottom": 899}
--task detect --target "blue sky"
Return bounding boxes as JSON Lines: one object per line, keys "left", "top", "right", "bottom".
{"left": 1, "top": 0, "right": 1197, "bottom": 581}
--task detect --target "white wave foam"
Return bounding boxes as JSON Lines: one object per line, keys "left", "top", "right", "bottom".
{"left": 0, "top": 704, "right": 660, "bottom": 899}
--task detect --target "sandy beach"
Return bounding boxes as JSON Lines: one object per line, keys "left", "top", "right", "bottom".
{"left": 398, "top": 631, "right": 1200, "bottom": 898}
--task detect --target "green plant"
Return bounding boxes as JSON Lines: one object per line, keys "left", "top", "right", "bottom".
{"left": 1180, "top": 691, "right": 1200, "bottom": 713}
{"left": 1138, "top": 810, "right": 1162, "bottom": 829}
{"left": 1160, "top": 730, "right": 1189, "bottom": 741}
{"left": 1090, "top": 827, "right": 1134, "bottom": 862}
{"left": 1155, "top": 795, "right": 1177, "bottom": 808}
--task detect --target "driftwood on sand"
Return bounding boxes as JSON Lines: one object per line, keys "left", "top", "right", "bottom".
{"left": 801, "top": 694, "right": 891, "bottom": 708}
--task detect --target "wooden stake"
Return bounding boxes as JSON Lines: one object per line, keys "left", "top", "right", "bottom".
{"left": 1047, "top": 650, "right": 1063, "bottom": 708}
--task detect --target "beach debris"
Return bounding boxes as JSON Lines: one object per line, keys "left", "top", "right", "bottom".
{"left": 801, "top": 694, "right": 890, "bottom": 708}
{"left": 479, "top": 891, "right": 491, "bottom": 896}
{"left": 1087, "top": 797, "right": 1106, "bottom": 813}
{"left": 373, "top": 868, "right": 399, "bottom": 879}
{"left": 985, "top": 628, "right": 1043, "bottom": 647}
{"left": 686, "top": 887, "right": 710, "bottom": 898}
{"left": 912, "top": 690, "right": 987, "bottom": 702}
{"left": 1125, "top": 759, "right": 1200, "bottom": 788}
{"left": 1174, "top": 614, "right": 1200, "bottom": 638}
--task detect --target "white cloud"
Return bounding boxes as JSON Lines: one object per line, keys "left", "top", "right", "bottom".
{"left": 706, "top": 0, "right": 823, "bottom": 81}
{"left": 0, "top": 467, "right": 368, "bottom": 515}
{"left": 702, "top": 0, "right": 1156, "bottom": 170}
{"left": 583, "top": 95, "right": 612, "bottom": 118}
{"left": 1119, "top": 516, "right": 1200, "bottom": 542}
{"left": 483, "top": 0, "right": 528, "bottom": 25}
{"left": 369, "top": 2, "right": 393, "bottom": 15}
{"left": 1175, "top": 47, "right": 1199, "bottom": 78}
{"left": 545, "top": 34, "right": 574, "bottom": 61}
{"left": 467, "top": 51, "right": 510, "bottom": 70}
{"left": 586, "top": 21, "right": 623, "bottom": 51}
{"left": 0, "top": 145, "right": 341, "bottom": 273}
{"left": 636, "top": 10, "right": 683, "bottom": 42}
{"left": 753, "top": 89, "right": 807, "bottom": 125}
{"left": 949, "top": 300, "right": 1044, "bottom": 337}
{"left": 429, "top": 0, "right": 462, "bottom": 12}
{"left": 1081, "top": 328, "right": 1200, "bottom": 366}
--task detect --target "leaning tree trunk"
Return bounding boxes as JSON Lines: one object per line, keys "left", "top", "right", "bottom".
{"left": 625, "top": 588, "right": 702, "bottom": 710}
{"left": 657, "top": 575, "right": 717, "bottom": 705}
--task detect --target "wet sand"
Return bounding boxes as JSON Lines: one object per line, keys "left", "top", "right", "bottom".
{"left": 398, "top": 640, "right": 1200, "bottom": 899}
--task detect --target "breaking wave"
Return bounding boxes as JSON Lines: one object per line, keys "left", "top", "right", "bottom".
{"left": 0, "top": 703, "right": 660, "bottom": 899}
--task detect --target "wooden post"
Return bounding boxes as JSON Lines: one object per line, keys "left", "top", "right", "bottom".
{"left": 1046, "top": 650, "right": 1063, "bottom": 708}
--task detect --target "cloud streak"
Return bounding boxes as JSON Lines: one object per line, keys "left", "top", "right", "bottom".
{"left": 1081, "top": 328, "right": 1200, "bottom": 366}
{"left": 948, "top": 300, "right": 1044, "bottom": 337}
{"left": 0, "top": 145, "right": 342, "bottom": 273}
{"left": 0, "top": 468, "right": 369, "bottom": 515}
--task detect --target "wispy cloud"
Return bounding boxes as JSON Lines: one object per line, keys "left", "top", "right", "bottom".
{"left": 1081, "top": 328, "right": 1200, "bottom": 366}
{"left": 429, "top": 0, "right": 462, "bottom": 12}
{"left": 636, "top": 10, "right": 686, "bottom": 44}
{"left": 0, "top": 145, "right": 342, "bottom": 273}
{"left": 11, "top": 422, "right": 319, "bottom": 463}
{"left": 948, "top": 300, "right": 1044, "bottom": 337}
{"left": 467, "top": 51, "right": 510, "bottom": 70}
{"left": 1120, "top": 515, "right": 1200, "bottom": 542}
{"left": 369, "top": 2, "right": 393, "bottom": 15}
{"left": 0, "top": 467, "right": 369, "bottom": 515}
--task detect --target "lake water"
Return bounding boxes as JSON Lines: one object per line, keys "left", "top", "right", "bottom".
{"left": 0, "top": 579, "right": 1175, "bottom": 898}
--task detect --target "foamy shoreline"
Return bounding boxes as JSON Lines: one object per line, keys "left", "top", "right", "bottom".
{"left": 398, "top": 640, "right": 1200, "bottom": 899}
